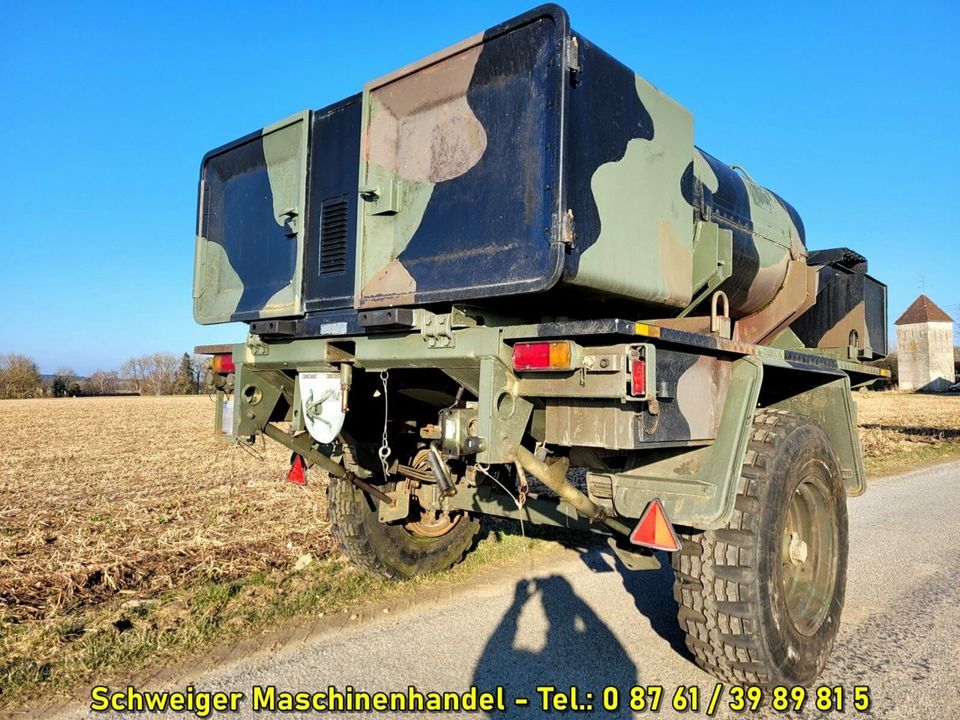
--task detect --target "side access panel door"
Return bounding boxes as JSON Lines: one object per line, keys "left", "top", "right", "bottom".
{"left": 355, "top": 7, "right": 570, "bottom": 309}
{"left": 194, "top": 111, "right": 310, "bottom": 324}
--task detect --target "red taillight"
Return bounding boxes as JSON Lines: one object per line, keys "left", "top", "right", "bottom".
{"left": 629, "top": 498, "right": 681, "bottom": 552}
{"left": 211, "top": 354, "right": 235, "bottom": 374}
{"left": 512, "top": 341, "right": 576, "bottom": 371}
{"left": 630, "top": 358, "right": 646, "bottom": 397}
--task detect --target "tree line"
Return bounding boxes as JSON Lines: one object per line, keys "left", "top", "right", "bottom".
{"left": 0, "top": 352, "right": 212, "bottom": 399}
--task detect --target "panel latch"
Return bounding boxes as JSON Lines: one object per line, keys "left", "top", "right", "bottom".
{"left": 279, "top": 207, "right": 299, "bottom": 237}
{"left": 359, "top": 173, "right": 401, "bottom": 215}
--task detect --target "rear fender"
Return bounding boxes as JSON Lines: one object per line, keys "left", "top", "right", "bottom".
{"left": 768, "top": 373, "right": 865, "bottom": 495}
{"left": 607, "top": 356, "right": 763, "bottom": 529}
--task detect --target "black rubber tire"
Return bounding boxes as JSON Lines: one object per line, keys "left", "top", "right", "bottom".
{"left": 671, "top": 409, "right": 848, "bottom": 686}
{"left": 327, "top": 476, "right": 480, "bottom": 580}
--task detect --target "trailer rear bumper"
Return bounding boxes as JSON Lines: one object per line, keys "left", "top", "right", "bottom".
{"left": 215, "top": 314, "right": 875, "bottom": 530}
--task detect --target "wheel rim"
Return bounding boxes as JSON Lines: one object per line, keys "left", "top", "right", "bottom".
{"left": 781, "top": 472, "right": 839, "bottom": 636}
{"left": 402, "top": 448, "right": 461, "bottom": 539}
{"left": 405, "top": 507, "right": 461, "bottom": 538}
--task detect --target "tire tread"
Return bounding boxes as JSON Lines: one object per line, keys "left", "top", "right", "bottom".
{"left": 327, "top": 475, "right": 478, "bottom": 580}
{"left": 671, "top": 408, "right": 839, "bottom": 686}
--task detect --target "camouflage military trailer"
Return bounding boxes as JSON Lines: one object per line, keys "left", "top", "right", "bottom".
{"left": 194, "top": 5, "right": 888, "bottom": 686}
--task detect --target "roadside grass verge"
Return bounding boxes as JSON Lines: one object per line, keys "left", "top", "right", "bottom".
{"left": 1, "top": 522, "right": 565, "bottom": 709}
{"left": 863, "top": 439, "right": 960, "bottom": 476}
{"left": 856, "top": 391, "right": 960, "bottom": 475}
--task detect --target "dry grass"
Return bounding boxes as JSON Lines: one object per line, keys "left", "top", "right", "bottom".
{"left": 0, "top": 396, "right": 333, "bottom": 626}
{"left": 0, "top": 391, "right": 957, "bottom": 706}
{"left": 855, "top": 391, "right": 960, "bottom": 474}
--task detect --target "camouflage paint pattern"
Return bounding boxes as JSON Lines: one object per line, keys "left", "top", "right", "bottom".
{"left": 675, "top": 354, "right": 732, "bottom": 439}
{"left": 355, "top": 9, "right": 567, "bottom": 309}
{"left": 682, "top": 149, "right": 809, "bottom": 319}
{"left": 193, "top": 5, "right": 888, "bottom": 537}
{"left": 349, "top": 5, "right": 815, "bottom": 325}
{"left": 194, "top": 3, "right": 882, "bottom": 364}
{"left": 790, "top": 250, "right": 888, "bottom": 356}
{"left": 571, "top": 71, "right": 694, "bottom": 307}
{"left": 194, "top": 111, "right": 309, "bottom": 324}
{"left": 543, "top": 349, "right": 731, "bottom": 449}
{"left": 219, "top": 313, "right": 883, "bottom": 525}
{"left": 357, "top": 41, "right": 486, "bottom": 305}
{"left": 732, "top": 258, "right": 818, "bottom": 344}
{"left": 817, "top": 302, "right": 868, "bottom": 348}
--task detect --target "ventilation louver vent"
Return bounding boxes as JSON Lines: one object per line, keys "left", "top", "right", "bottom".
{"left": 319, "top": 199, "right": 349, "bottom": 274}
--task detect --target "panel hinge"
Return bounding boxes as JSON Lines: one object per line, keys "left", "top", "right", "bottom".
{"left": 561, "top": 208, "right": 575, "bottom": 246}
{"left": 566, "top": 36, "right": 581, "bottom": 85}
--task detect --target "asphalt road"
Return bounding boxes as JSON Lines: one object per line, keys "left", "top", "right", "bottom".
{"left": 44, "top": 460, "right": 960, "bottom": 719}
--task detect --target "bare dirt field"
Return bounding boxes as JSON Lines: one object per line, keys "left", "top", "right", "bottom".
{"left": 0, "top": 396, "right": 335, "bottom": 704}
{"left": 0, "top": 396, "right": 328, "bottom": 627}
{"left": 1, "top": 391, "right": 958, "bottom": 705}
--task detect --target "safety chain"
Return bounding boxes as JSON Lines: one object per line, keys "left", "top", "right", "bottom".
{"left": 514, "top": 461, "right": 529, "bottom": 509}
{"left": 476, "top": 462, "right": 525, "bottom": 540}
{"left": 378, "top": 370, "right": 392, "bottom": 481}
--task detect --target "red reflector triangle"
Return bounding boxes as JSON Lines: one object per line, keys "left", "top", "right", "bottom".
{"left": 287, "top": 455, "right": 307, "bottom": 485}
{"left": 629, "top": 498, "right": 681, "bottom": 552}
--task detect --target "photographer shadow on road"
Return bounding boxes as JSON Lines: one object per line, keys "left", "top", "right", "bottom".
{"left": 471, "top": 574, "right": 637, "bottom": 718}
{"left": 470, "top": 543, "right": 694, "bottom": 718}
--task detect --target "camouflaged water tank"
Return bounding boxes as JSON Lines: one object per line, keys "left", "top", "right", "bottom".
{"left": 194, "top": 5, "right": 806, "bottom": 325}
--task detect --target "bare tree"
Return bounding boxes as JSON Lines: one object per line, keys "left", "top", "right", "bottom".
{"left": 0, "top": 354, "right": 43, "bottom": 399}
{"left": 142, "top": 353, "right": 179, "bottom": 396}
{"left": 53, "top": 367, "right": 77, "bottom": 387}
{"left": 173, "top": 353, "right": 199, "bottom": 394}
{"left": 868, "top": 350, "right": 898, "bottom": 390}
{"left": 52, "top": 367, "right": 81, "bottom": 397}
{"left": 121, "top": 357, "right": 147, "bottom": 394}
{"left": 191, "top": 353, "right": 211, "bottom": 392}
{"left": 84, "top": 369, "right": 120, "bottom": 396}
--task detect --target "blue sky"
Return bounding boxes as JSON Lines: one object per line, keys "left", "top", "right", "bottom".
{"left": 2, "top": 1, "right": 957, "bottom": 374}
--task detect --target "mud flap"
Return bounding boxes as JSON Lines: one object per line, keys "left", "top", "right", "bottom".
{"left": 608, "top": 537, "right": 661, "bottom": 571}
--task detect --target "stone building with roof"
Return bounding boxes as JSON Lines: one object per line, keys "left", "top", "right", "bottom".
{"left": 895, "top": 294, "right": 955, "bottom": 391}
